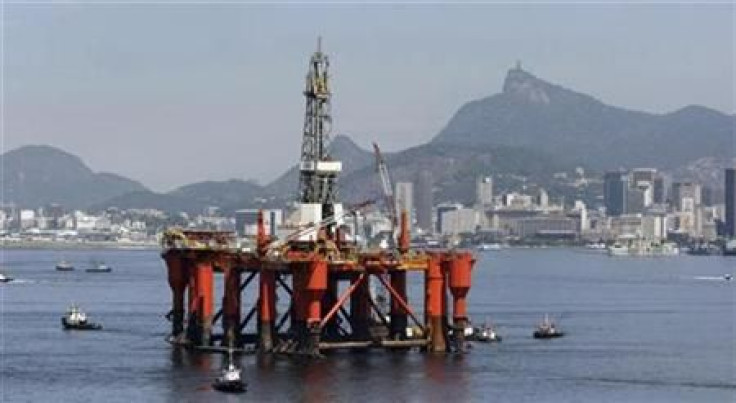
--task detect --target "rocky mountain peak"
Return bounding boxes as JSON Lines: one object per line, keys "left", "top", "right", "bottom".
{"left": 502, "top": 62, "right": 551, "bottom": 105}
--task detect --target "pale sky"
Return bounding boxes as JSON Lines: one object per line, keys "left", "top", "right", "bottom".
{"left": 4, "top": 3, "right": 734, "bottom": 191}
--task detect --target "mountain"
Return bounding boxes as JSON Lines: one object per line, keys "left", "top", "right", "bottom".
{"left": 168, "top": 179, "right": 267, "bottom": 213}
{"left": 91, "top": 190, "right": 197, "bottom": 213}
{"left": 432, "top": 66, "right": 735, "bottom": 170}
{"left": 336, "top": 142, "right": 574, "bottom": 206}
{"left": 1, "top": 145, "right": 147, "bottom": 209}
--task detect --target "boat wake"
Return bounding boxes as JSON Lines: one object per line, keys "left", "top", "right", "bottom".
{"left": 2, "top": 279, "right": 37, "bottom": 285}
{"left": 689, "top": 276, "right": 733, "bottom": 282}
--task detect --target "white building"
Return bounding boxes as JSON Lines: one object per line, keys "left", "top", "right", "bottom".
{"left": 235, "top": 209, "right": 283, "bottom": 237}
{"left": 476, "top": 177, "right": 494, "bottom": 208}
{"left": 440, "top": 208, "right": 479, "bottom": 235}
{"left": 395, "top": 182, "right": 414, "bottom": 226}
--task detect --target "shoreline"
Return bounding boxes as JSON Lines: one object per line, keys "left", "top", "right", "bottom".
{"left": 1, "top": 240, "right": 160, "bottom": 251}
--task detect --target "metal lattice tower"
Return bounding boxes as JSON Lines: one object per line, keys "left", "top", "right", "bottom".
{"left": 297, "top": 38, "right": 341, "bottom": 223}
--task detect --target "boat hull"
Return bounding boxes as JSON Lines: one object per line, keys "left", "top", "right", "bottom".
{"left": 212, "top": 380, "right": 246, "bottom": 393}
{"left": 61, "top": 318, "right": 102, "bottom": 330}
{"left": 85, "top": 268, "right": 112, "bottom": 273}
{"left": 56, "top": 266, "right": 74, "bottom": 272}
{"left": 533, "top": 331, "right": 565, "bottom": 339}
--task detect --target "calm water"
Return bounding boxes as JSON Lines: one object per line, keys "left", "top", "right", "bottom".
{"left": 1, "top": 248, "right": 734, "bottom": 402}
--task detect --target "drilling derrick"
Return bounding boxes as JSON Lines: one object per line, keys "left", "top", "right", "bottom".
{"left": 297, "top": 39, "right": 343, "bottom": 238}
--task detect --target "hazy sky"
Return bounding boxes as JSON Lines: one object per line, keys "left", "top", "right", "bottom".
{"left": 4, "top": 3, "right": 734, "bottom": 191}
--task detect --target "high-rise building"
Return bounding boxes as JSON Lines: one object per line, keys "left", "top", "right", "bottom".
{"left": 395, "top": 182, "right": 414, "bottom": 226}
{"left": 436, "top": 203, "right": 462, "bottom": 234}
{"left": 726, "top": 168, "right": 736, "bottom": 237}
{"left": 671, "top": 182, "right": 702, "bottom": 212}
{"left": 415, "top": 171, "right": 434, "bottom": 233}
{"left": 235, "top": 209, "right": 283, "bottom": 237}
{"left": 631, "top": 168, "right": 657, "bottom": 185}
{"left": 653, "top": 176, "right": 666, "bottom": 204}
{"left": 476, "top": 176, "right": 493, "bottom": 208}
{"left": 604, "top": 171, "right": 628, "bottom": 216}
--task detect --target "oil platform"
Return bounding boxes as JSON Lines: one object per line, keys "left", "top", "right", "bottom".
{"left": 160, "top": 41, "right": 475, "bottom": 356}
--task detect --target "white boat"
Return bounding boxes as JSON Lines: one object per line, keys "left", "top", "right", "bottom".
{"left": 86, "top": 263, "right": 112, "bottom": 273}
{"left": 61, "top": 305, "right": 102, "bottom": 330}
{"left": 477, "top": 243, "right": 502, "bottom": 251}
{"left": 585, "top": 242, "right": 607, "bottom": 250}
{"left": 608, "top": 239, "right": 679, "bottom": 257}
{"left": 0, "top": 273, "right": 13, "bottom": 283}
{"left": 212, "top": 350, "right": 246, "bottom": 393}
{"left": 607, "top": 243, "right": 629, "bottom": 256}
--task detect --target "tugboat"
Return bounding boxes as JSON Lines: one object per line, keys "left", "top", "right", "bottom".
{"left": 61, "top": 305, "right": 102, "bottom": 330}
{"left": 472, "top": 322, "right": 502, "bottom": 343}
{"left": 86, "top": 262, "right": 112, "bottom": 273}
{"left": 212, "top": 350, "right": 246, "bottom": 393}
{"left": 56, "top": 260, "right": 74, "bottom": 271}
{"left": 533, "top": 314, "right": 564, "bottom": 339}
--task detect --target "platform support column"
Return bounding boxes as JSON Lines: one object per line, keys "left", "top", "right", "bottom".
{"left": 426, "top": 254, "right": 447, "bottom": 352}
{"left": 164, "top": 253, "right": 187, "bottom": 342}
{"left": 389, "top": 270, "right": 408, "bottom": 339}
{"left": 222, "top": 266, "right": 241, "bottom": 348}
{"left": 258, "top": 269, "right": 276, "bottom": 352}
{"left": 196, "top": 260, "right": 214, "bottom": 347}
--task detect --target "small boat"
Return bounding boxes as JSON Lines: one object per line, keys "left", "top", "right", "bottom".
{"left": 61, "top": 305, "right": 102, "bottom": 330}
{"left": 477, "top": 243, "right": 502, "bottom": 252}
{"left": 86, "top": 263, "right": 112, "bottom": 273}
{"left": 723, "top": 239, "right": 736, "bottom": 256}
{"left": 470, "top": 322, "right": 502, "bottom": 343}
{"left": 724, "top": 274, "right": 733, "bottom": 281}
{"left": 212, "top": 350, "right": 246, "bottom": 393}
{"left": 607, "top": 243, "right": 628, "bottom": 256}
{"left": 0, "top": 273, "right": 13, "bottom": 283}
{"left": 56, "top": 260, "right": 74, "bottom": 271}
{"left": 533, "top": 314, "right": 564, "bottom": 339}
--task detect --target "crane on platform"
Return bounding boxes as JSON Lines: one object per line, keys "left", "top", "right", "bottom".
{"left": 371, "top": 142, "right": 397, "bottom": 316}
{"left": 372, "top": 142, "right": 397, "bottom": 233}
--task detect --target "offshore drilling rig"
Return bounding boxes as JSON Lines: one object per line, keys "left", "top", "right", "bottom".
{"left": 160, "top": 41, "right": 476, "bottom": 356}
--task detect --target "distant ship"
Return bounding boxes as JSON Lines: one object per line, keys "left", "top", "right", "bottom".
{"left": 477, "top": 243, "right": 502, "bottom": 252}
{"left": 0, "top": 272, "right": 14, "bottom": 283}
{"left": 585, "top": 242, "right": 607, "bottom": 250}
{"left": 607, "top": 239, "right": 679, "bottom": 257}
{"left": 686, "top": 243, "right": 721, "bottom": 256}
{"left": 533, "top": 314, "right": 564, "bottom": 339}
{"left": 86, "top": 263, "right": 112, "bottom": 273}
{"left": 56, "top": 260, "right": 74, "bottom": 271}
{"left": 723, "top": 239, "right": 736, "bottom": 256}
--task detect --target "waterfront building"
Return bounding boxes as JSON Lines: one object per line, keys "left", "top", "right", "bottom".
{"left": 653, "top": 175, "right": 666, "bottom": 204}
{"left": 235, "top": 209, "right": 283, "bottom": 237}
{"left": 440, "top": 208, "right": 479, "bottom": 235}
{"left": 395, "top": 182, "right": 414, "bottom": 228}
{"left": 726, "top": 168, "right": 735, "bottom": 237}
{"left": 415, "top": 171, "right": 433, "bottom": 233}
{"left": 671, "top": 181, "right": 702, "bottom": 212}
{"left": 604, "top": 171, "right": 628, "bottom": 216}
{"left": 436, "top": 203, "right": 462, "bottom": 234}
{"left": 476, "top": 176, "right": 494, "bottom": 208}
{"left": 514, "top": 215, "right": 577, "bottom": 239}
